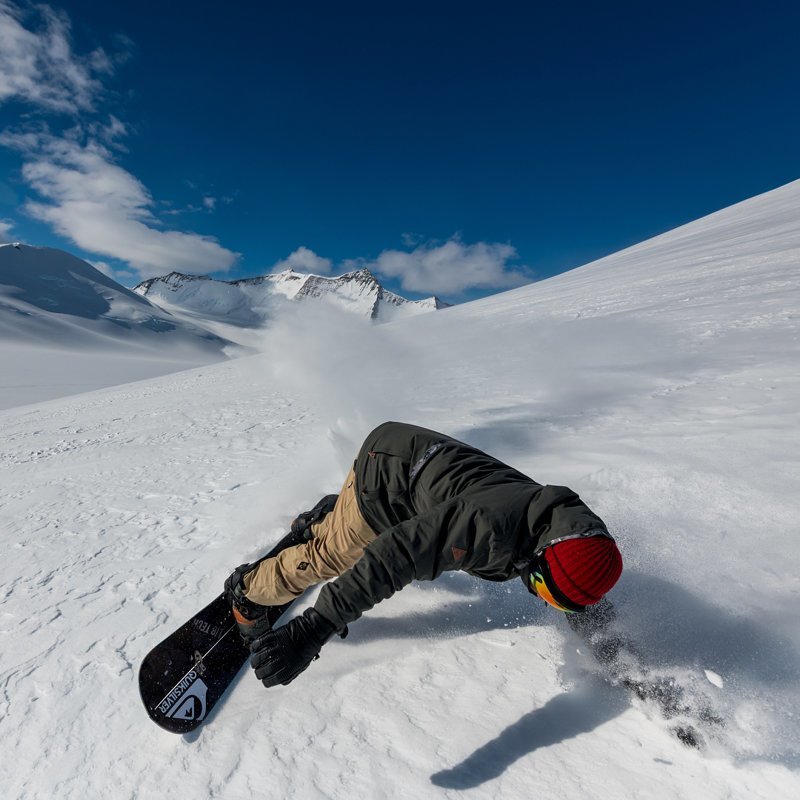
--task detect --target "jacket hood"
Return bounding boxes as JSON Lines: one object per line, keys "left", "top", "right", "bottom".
{"left": 520, "top": 484, "right": 610, "bottom": 559}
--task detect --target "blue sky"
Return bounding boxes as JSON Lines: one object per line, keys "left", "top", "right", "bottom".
{"left": 1, "top": 0, "right": 799, "bottom": 303}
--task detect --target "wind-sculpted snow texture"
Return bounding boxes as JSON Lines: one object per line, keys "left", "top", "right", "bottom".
{"left": 2, "top": 180, "right": 800, "bottom": 798}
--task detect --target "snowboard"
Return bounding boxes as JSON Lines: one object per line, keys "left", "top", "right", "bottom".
{"left": 138, "top": 528, "right": 306, "bottom": 734}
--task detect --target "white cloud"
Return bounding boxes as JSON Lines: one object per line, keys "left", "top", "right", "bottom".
{"left": 2, "top": 130, "right": 239, "bottom": 277}
{"left": 371, "top": 238, "right": 532, "bottom": 296}
{"left": 87, "top": 115, "right": 128, "bottom": 147}
{"left": 203, "top": 196, "right": 216, "bottom": 211}
{"left": 0, "top": 218, "right": 13, "bottom": 242}
{"left": 0, "top": 1, "right": 110, "bottom": 113}
{"left": 0, "top": 3, "right": 235, "bottom": 279}
{"left": 272, "top": 246, "right": 333, "bottom": 275}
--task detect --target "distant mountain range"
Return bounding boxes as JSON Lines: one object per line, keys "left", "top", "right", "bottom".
{"left": 0, "top": 245, "right": 451, "bottom": 356}
{"left": 134, "top": 268, "right": 450, "bottom": 324}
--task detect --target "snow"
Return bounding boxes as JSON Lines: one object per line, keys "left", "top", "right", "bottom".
{"left": 705, "top": 670, "right": 724, "bottom": 689}
{"left": 0, "top": 245, "right": 236, "bottom": 409}
{"left": 2, "top": 180, "right": 800, "bottom": 798}
{"left": 134, "top": 267, "right": 448, "bottom": 326}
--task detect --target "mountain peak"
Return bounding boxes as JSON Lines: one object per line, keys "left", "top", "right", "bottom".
{"left": 340, "top": 266, "right": 378, "bottom": 280}
{"left": 135, "top": 267, "right": 449, "bottom": 325}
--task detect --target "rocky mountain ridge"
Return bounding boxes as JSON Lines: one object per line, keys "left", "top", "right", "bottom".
{"left": 134, "top": 267, "right": 449, "bottom": 324}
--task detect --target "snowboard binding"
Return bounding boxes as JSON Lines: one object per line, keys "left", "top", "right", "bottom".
{"left": 225, "top": 565, "right": 274, "bottom": 643}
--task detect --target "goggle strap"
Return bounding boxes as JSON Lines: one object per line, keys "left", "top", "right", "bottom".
{"left": 536, "top": 556, "right": 586, "bottom": 613}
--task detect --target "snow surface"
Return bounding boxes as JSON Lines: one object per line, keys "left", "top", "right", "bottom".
{"left": 2, "top": 180, "right": 800, "bottom": 798}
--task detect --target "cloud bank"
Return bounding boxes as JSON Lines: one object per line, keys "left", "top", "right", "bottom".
{"left": 0, "top": 1, "right": 237, "bottom": 278}
{"left": 372, "top": 238, "right": 531, "bottom": 295}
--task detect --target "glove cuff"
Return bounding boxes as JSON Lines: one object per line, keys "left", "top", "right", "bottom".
{"left": 304, "top": 607, "right": 342, "bottom": 645}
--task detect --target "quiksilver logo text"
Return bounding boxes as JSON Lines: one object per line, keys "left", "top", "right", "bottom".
{"left": 158, "top": 670, "right": 198, "bottom": 715}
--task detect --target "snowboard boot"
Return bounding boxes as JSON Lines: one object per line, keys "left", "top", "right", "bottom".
{"left": 225, "top": 564, "right": 273, "bottom": 643}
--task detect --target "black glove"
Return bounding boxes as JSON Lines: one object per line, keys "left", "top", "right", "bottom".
{"left": 250, "top": 608, "right": 339, "bottom": 687}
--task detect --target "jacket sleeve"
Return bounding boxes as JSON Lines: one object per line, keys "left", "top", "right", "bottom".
{"left": 314, "top": 499, "right": 476, "bottom": 631}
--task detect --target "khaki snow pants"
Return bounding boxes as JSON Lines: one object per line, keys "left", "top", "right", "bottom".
{"left": 243, "top": 466, "right": 377, "bottom": 606}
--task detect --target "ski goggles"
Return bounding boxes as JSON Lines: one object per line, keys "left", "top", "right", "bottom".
{"left": 526, "top": 558, "right": 586, "bottom": 614}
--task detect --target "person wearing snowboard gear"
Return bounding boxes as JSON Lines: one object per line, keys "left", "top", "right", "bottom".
{"left": 225, "top": 421, "right": 623, "bottom": 689}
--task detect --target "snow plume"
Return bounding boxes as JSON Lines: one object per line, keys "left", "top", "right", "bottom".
{"left": 254, "top": 303, "right": 427, "bottom": 466}
{"left": 253, "top": 298, "right": 680, "bottom": 482}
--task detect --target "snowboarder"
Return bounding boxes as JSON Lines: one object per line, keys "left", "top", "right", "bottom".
{"left": 225, "top": 421, "right": 623, "bottom": 689}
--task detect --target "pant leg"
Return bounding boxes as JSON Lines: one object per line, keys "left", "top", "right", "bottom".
{"left": 243, "top": 466, "right": 377, "bottom": 605}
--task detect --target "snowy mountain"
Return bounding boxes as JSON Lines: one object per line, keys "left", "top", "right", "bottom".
{"left": 0, "top": 244, "right": 233, "bottom": 350}
{"left": 1, "top": 180, "right": 799, "bottom": 799}
{"left": 0, "top": 244, "right": 236, "bottom": 408}
{"left": 134, "top": 267, "right": 450, "bottom": 325}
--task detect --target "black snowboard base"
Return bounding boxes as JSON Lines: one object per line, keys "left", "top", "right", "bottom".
{"left": 139, "top": 526, "right": 312, "bottom": 733}
{"left": 138, "top": 592, "right": 254, "bottom": 734}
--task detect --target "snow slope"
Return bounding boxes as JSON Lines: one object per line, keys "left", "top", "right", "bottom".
{"left": 134, "top": 267, "right": 449, "bottom": 326}
{"left": 0, "top": 245, "right": 236, "bottom": 409}
{"left": 1, "top": 180, "right": 799, "bottom": 799}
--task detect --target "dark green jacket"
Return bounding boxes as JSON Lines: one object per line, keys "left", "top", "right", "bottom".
{"left": 315, "top": 422, "right": 608, "bottom": 630}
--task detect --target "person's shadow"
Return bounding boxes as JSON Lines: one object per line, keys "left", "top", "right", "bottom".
{"left": 430, "top": 673, "right": 627, "bottom": 789}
